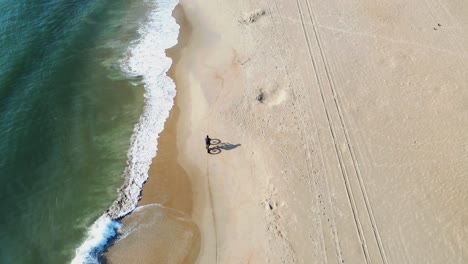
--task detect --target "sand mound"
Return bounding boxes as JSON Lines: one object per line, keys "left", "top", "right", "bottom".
{"left": 239, "top": 9, "right": 266, "bottom": 24}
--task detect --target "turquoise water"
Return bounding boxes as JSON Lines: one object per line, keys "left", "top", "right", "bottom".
{"left": 0, "top": 0, "right": 147, "bottom": 262}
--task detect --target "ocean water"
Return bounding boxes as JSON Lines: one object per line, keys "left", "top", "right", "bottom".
{"left": 0, "top": 0, "right": 179, "bottom": 263}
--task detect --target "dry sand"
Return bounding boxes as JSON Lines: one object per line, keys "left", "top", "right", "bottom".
{"left": 107, "top": 0, "right": 468, "bottom": 263}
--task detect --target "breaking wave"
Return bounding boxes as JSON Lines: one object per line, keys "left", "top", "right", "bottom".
{"left": 71, "top": 0, "right": 180, "bottom": 262}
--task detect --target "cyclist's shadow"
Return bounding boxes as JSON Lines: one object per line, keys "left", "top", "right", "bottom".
{"left": 208, "top": 139, "right": 241, "bottom": 155}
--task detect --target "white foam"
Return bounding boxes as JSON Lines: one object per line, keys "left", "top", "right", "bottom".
{"left": 107, "top": 0, "right": 180, "bottom": 220}
{"left": 71, "top": 0, "right": 180, "bottom": 262}
{"left": 71, "top": 216, "right": 121, "bottom": 264}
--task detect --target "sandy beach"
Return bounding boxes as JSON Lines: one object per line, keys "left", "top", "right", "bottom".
{"left": 107, "top": 0, "right": 468, "bottom": 263}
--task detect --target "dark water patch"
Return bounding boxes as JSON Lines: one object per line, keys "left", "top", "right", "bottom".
{"left": 0, "top": 0, "right": 146, "bottom": 263}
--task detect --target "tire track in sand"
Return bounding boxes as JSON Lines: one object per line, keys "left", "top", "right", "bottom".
{"left": 206, "top": 158, "right": 218, "bottom": 263}
{"left": 302, "top": 0, "right": 389, "bottom": 263}
{"left": 267, "top": 0, "right": 345, "bottom": 262}
{"left": 294, "top": 0, "right": 371, "bottom": 263}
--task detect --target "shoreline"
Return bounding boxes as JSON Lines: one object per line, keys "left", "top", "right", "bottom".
{"left": 137, "top": 5, "right": 193, "bottom": 216}
{"left": 102, "top": 4, "right": 202, "bottom": 263}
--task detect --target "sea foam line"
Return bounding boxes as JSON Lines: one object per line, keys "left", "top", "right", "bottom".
{"left": 71, "top": 0, "right": 180, "bottom": 263}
